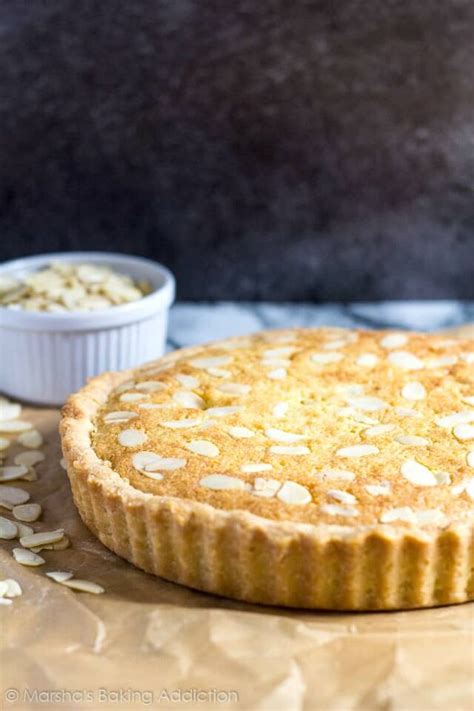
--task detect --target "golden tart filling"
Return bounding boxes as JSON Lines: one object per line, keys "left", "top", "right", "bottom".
{"left": 61, "top": 328, "right": 474, "bottom": 610}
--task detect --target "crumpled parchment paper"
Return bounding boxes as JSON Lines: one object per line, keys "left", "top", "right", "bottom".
{"left": 1, "top": 324, "right": 473, "bottom": 711}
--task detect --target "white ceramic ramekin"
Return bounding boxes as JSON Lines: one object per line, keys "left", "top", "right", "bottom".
{"left": 0, "top": 252, "right": 175, "bottom": 405}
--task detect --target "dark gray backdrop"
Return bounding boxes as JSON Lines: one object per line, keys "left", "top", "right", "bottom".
{"left": 1, "top": 0, "right": 474, "bottom": 300}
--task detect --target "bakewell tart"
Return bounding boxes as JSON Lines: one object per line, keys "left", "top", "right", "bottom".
{"left": 60, "top": 328, "right": 474, "bottom": 610}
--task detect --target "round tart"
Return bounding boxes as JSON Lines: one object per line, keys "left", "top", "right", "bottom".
{"left": 60, "top": 328, "right": 474, "bottom": 610}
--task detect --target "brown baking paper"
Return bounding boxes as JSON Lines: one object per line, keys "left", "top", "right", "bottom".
{"left": 1, "top": 325, "right": 474, "bottom": 711}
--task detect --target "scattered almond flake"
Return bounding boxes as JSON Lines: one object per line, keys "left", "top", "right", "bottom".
{"left": 251, "top": 478, "right": 281, "bottom": 498}
{"left": 117, "top": 429, "right": 148, "bottom": 447}
{"left": 277, "top": 481, "right": 312, "bottom": 505}
{"left": 2, "top": 579, "right": 22, "bottom": 598}
{"left": 228, "top": 426, "right": 255, "bottom": 439}
{"left": 141, "top": 471, "right": 164, "bottom": 481}
{"left": 346, "top": 396, "right": 387, "bottom": 412}
{"left": 337, "top": 384, "right": 365, "bottom": 396}
{"left": 327, "top": 489, "right": 357, "bottom": 505}
{"left": 311, "top": 352, "right": 343, "bottom": 364}
{"left": 216, "top": 382, "right": 251, "bottom": 395}
{"left": 206, "top": 367, "right": 231, "bottom": 378}
{"left": 162, "top": 418, "right": 202, "bottom": 429}
{"left": 388, "top": 351, "right": 424, "bottom": 370}
{"left": 336, "top": 444, "right": 379, "bottom": 458}
{"left": 356, "top": 353, "right": 379, "bottom": 367}
{"left": 12, "top": 503, "right": 42, "bottom": 522}
{"left": 436, "top": 411, "right": 474, "bottom": 428}
{"left": 269, "top": 445, "right": 310, "bottom": 456}
{"left": 0, "top": 516, "right": 18, "bottom": 539}
{"left": 132, "top": 451, "right": 186, "bottom": 472}
{"left": 415, "top": 509, "right": 449, "bottom": 527}
{"left": 14, "top": 450, "right": 45, "bottom": 467}
{"left": 0, "top": 486, "right": 30, "bottom": 509}
{"left": 60, "top": 458, "right": 67, "bottom": 470}
{"left": 241, "top": 463, "right": 273, "bottom": 473}
{"left": 453, "top": 424, "right": 474, "bottom": 441}
{"left": 319, "top": 468, "right": 356, "bottom": 482}
{"left": 199, "top": 474, "right": 248, "bottom": 491}
{"left": 17, "top": 429, "right": 43, "bottom": 448}
{"left": 185, "top": 440, "right": 220, "bottom": 457}
{"left": 0, "top": 581, "right": 9, "bottom": 597}
{"left": 264, "top": 427, "right": 305, "bottom": 443}
{"left": 262, "top": 357, "right": 291, "bottom": 368}
{"left": 119, "top": 392, "right": 147, "bottom": 403}
{"left": 0, "top": 402, "right": 21, "bottom": 421}
{"left": 46, "top": 571, "right": 74, "bottom": 583}
{"left": 320, "top": 503, "right": 359, "bottom": 517}
{"left": 0, "top": 597, "right": 12, "bottom": 606}
{"left": 189, "top": 356, "right": 232, "bottom": 369}
{"left": 20, "top": 529, "right": 65, "bottom": 548}
{"left": 451, "top": 478, "right": 474, "bottom": 498}
{"left": 175, "top": 374, "right": 199, "bottom": 389}
{"left": 380, "top": 333, "right": 408, "bottom": 349}
{"left": 338, "top": 408, "right": 379, "bottom": 425}
{"left": 380, "top": 507, "right": 417, "bottom": 524}
{"left": 205, "top": 406, "right": 242, "bottom": 417}
{"left": 401, "top": 381, "right": 427, "bottom": 401}
{"left": 12, "top": 547, "right": 45, "bottom": 566}
{"left": 113, "top": 380, "right": 135, "bottom": 394}
{"left": 267, "top": 368, "right": 287, "bottom": 380}
{"left": 61, "top": 579, "right": 105, "bottom": 594}
{"left": 135, "top": 381, "right": 166, "bottom": 393}
{"left": 0, "top": 420, "right": 33, "bottom": 433}
{"left": 461, "top": 352, "right": 474, "bottom": 364}
{"left": 467, "top": 451, "right": 474, "bottom": 468}
{"left": 14, "top": 522, "right": 33, "bottom": 537}
{"left": 0, "top": 465, "right": 29, "bottom": 482}
{"left": 103, "top": 410, "right": 138, "bottom": 424}
{"left": 263, "top": 346, "right": 298, "bottom": 358}
{"left": 0, "top": 437, "right": 10, "bottom": 451}
{"left": 425, "top": 355, "right": 458, "bottom": 369}
{"left": 365, "top": 483, "right": 391, "bottom": 496}
{"left": 173, "top": 390, "right": 205, "bottom": 409}
{"left": 395, "top": 435, "right": 430, "bottom": 447}
{"left": 363, "top": 424, "right": 396, "bottom": 437}
{"left": 462, "top": 396, "right": 474, "bottom": 407}
{"left": 272, "top": 402, "right": 288, "bottom": 418}
{"left": 400, "top": 460, "right": 437, "bottom": 486}
{"left": 394, "top": 406, "right": 422, "bottom": 418}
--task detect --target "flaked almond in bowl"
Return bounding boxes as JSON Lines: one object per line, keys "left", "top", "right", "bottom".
{"left": 61, "top": 326, "right": 474, "bottom": 610}
{"left": 0, "top": 253, "right": 175, "bottom": 404}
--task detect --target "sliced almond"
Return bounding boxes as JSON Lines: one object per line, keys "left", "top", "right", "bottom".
{"left": 435, "top": 411, "right": 474, "bottom": 428}
{"left": 17, "top": 429, "right": 43, "bottom": 448}
{"left": 380, "top": 507, "right": 416, "bottom": 524}
{"left": 363, "top": 424, "right": 396, "bottom": 437}
{"left": 0, "top": 516, "right": 18, "bottom": 539}
{"left": 277, "top": 481, "right": 312, "bottom": 505}
{"left": 0, "top": 420, "right": 32, "bottom": 433}
{"left": 267, "top": 368, "right": 287, "bottom": 380}
{"left": 16, "top": 522, "right": 34, "bottom": 537}
{"left": 60, "top": 579, "right": 105, "bottom": 594}
{"left": 453, "top": 424, "right": 474, "bottom": 441}
{"left": 12, "top": 547, "right": 45, "bottom": 566}
{"left": 14, "top": 450, "right": 45, "bottom": 467}
{"left": 272, "top": 402, "right": 289, "bottom": 418}
{"left": 0, "top": 402, "right": 22, "bottom": 421}
{"left": 46, "top": 571, "right": 74, "bottom": 583}
{"left": 251, "top": 478, "right": 281, "bottom": 498}
{"left": 395, "top": 435, "right": 430, "bottom": 447}
{"left": 60, "top": 458, "right": 67, "bottom": 470}
{"left": 199, "top": 474, "right": 248, "bottom": 491}
{"left": 0, "top": 486, "right": 30, "bottom": 509}
{"left": 320, "top": 503, "right": 358, "bottom": 517}
{"left": 175, "top": 374, "right": 199, "bottom": 389}
{"left": 311, "top": 352, "right": 343, "bottom": 364}
{"left": 356, "top": 353, "right": 379, "bottom": 367}
{"left": 135, "top": 381, "right": 166, "bottom": 393}
{"left": 132, "top": 451, "right": 186, "bottom": 472}
{"left": 380, "top": 333, "right": 408, "bottom": 349}
{"left": 319, "top": 468, "right": 356, "bottom": 482}
{"left": 365, "top": 483, "right": 391, "bottom": 496}
{"left": 189, "top": 356, "right": 232, "bottom": 369}
{"left": 388, "top": 351, "right": 424, "bottom": 370}
{"left": 162, "top": 418, "right": 202, "bottom": 429}
{"left": 119, "top": 392, "right": 146, "bottom": 403}
{"left": 400, "top": 460, "right": 437, "bottom": 486}
{"left": 216, "top": 382, "right": 251, "bottom": 395}
{"left": 0, "top": 465, "right": 29, "bottom": 482}
{"left": 327, "top": 489, "right": 357, "bottom": 505}
{"left": 346, "top": 396, "right": 387, "bottom": 412}
{"left": 103, "top": 411, "right": 138, "bottom": 424}
{"left": 205, "top": 406, "right": 241, "bottom": 417}
{"left": 241, "top": 463, "right": 273, "bottom": 473}
{"left": 12, "top": 503, "right": 42, "bottom": 522}
{"left": 20, "top": 529, "right": 65, "bottom": 548}
{"left": 2, "top": 579, "right": 22, "bottom": 598}
{"left": 185, "top": 440, "right": 220, "bottom": 457}
{"left": 173, "top": 390, "right": 205, "bottom": 409}
{"left": 228, "top": 426, "right": 255, "bottom": 438}
{"left": 117, "top": 429, "right": 147, "bottom": 447}
{"left": 0, "top": 437, "right": 11, "bottom": 451}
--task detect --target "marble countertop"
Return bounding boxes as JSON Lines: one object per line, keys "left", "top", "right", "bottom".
{"left": 167, "top": 301, "right": 474, "bottom": 349}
